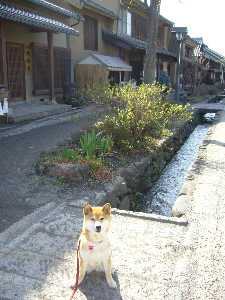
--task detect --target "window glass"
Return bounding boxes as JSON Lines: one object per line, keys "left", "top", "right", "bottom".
{"left": 127, "top": 11, "right": 132, "bottom": 36}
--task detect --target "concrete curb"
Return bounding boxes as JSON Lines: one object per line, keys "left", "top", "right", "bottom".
{"left": 0, "top": 202, "right": 57, "bottom": 246}
{"left": 11, "top": 106, "right": 72, "bottom": 123}
{"left": 112, "top": 208, "right": 188, "bottom": 226}
{"left": 66, "top": 204, "right": 188, "bottom": 225}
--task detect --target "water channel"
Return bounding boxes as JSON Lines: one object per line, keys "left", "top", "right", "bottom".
{"left": 142, "top": 124, "right": 209, "bottom": 216}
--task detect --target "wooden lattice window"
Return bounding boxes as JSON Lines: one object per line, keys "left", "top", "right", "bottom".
{"left": 84, "top": 15, "right": 98, "bottom": 51}
{"left": 32, "top": 45, "right": 49, "bottom": 94}
{"left": 6, "top": 43, "right": 25, "bottom": 99}
{"left": 0, "top": 38, "right": 3, "bottom": 84}
{"left": 32, "top": 44, "right": 71, "bottom": 95}
{"left": 54, "top": 47, "right": 71, "bottom": 90}
{"left": 131, "top": 13, "right": 147, "bottom": 41}
{"left": 157, "top": 26, "right": 164, "bottom": 48}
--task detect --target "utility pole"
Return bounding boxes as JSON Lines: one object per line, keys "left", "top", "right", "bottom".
{"left": 143, "top": 0, "right": 161, "bottom": 84}
{"left": 172, "top": 27, "right": 187, "bottom": 102}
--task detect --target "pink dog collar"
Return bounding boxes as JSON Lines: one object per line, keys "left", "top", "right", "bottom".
{"left": 88, "top": 244, "right": 94, "bottom": 251}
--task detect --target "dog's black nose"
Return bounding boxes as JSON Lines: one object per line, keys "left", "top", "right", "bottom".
{"left": 96, "top": 226, "right": 101, "bottom": 232}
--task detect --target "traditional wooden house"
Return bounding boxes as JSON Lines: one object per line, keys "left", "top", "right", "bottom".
{"left": 70, "top": 0, "right": 134, "bottom": 87}
{"left": 192, "top": 38, "right": 225, "bottom": 87}
{"left": 0, "top": 0, "right": 80, "bottom": 102}
{"left": 101, "top": 0, "right": 177, "bottom": 86}
{"left": 76, "top": 53, "right": 132, "bottom": 88}
{"left": 180, "top": 36, "right": 198, "bottom": 93}
{"left": 203, "top": 47, "right": 225, "bottom": 85}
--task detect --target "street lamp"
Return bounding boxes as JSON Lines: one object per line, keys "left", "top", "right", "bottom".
{"left": 172, "top": 27, "right": 188, "bottom": 102}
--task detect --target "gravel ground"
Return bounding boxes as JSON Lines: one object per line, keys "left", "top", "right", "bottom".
{"left": 0, "top": 112, "right": 224, "bottom": 299}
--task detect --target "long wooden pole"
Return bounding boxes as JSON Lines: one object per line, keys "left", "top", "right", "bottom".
{"left": 47, "top": 31, "right": 55, "bottom": 102}
{"left": 0, "top": 21, "right": 8, "bottom": 87}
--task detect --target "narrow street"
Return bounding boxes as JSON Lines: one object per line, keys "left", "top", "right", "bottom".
{"left": 0, "top": 104, "right": 104, "bottom": 232}
{"left": 0, "top": 0, "right": 224, "bottom": 298}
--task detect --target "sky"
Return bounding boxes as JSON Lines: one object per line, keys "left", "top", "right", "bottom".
{"left": 160, "top": 0, "right": 225, "bottom": 56}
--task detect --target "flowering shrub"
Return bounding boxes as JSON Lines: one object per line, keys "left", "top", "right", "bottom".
{"left": 81, "top": 83, "right": 115, "bottom": 105}
{"left": 96, "top": 84, "right": 192, "bottom": 152}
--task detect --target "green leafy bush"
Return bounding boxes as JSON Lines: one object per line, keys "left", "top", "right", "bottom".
{"left": 96, "top": 84, "right": 192, "bottom": 152}
{"left": 81, "top": 83, "right": 115, "bottom": 105}
{"left": 49, "top": 148, "right": 80, "bottom": 163}
{"left": 79, "top": 130, "right": 113, "bottom": 159}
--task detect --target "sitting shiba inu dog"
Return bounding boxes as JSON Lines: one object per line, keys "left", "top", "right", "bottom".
{"left": 77, "top": 203, "right": 117, "bottom": 288}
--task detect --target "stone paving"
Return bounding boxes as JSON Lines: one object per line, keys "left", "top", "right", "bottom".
{"left": 8, "top": 101, "right": 72, "bottom": 123}
{"left": 0, "top": 113, "right": 225, "bottom": 299}
{"left": 168, "top": 112, "right": 225, "bottom": 300}
{"left": 0, "top": 203, "right": 187, "bottom": 300}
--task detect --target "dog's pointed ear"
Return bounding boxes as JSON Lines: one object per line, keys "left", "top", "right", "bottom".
{"left": 83, "top": 203, "right": 93, "bottom": 216}
{"left": 102, "top": 203, "right": 111, "bottom": 215}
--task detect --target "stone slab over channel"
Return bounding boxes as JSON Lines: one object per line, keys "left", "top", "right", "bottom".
{"left": 0, "top": 202, "right": 187, "bottom": 300}
{"left": 8, "top": 101, "right": 72, "bottom": 123}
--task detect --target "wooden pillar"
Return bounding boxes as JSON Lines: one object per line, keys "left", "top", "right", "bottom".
{"left": 66, "top": 34, "right": 72, "bottom": 83}
{"left": 0, "top": 21, "right": 8, "bottom": 87}
{"left": 47, "top": 31, "right": 55, "bottom": 102}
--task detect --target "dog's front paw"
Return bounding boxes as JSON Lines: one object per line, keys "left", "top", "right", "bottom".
{"left": 107, "top": 279, "right": 117, "bottom": 289}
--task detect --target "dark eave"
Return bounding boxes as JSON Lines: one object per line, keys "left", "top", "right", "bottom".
{"left": 0, "top": 2, "right": 79, "bottom": 35}
{"left": 102, "top": 30, "right": 146, "bottom": 50}
{"left": 185, "top": 35, "right": 199, "bottom": 48}
{"left": 204, "top": 47, "right": 224, "bottom": 64}
{"left": 157, "top": 48, "right": 177, "bottom": 60}
{"left": 193, "top": 38, "right": 225, "bottom": 65}
{"left": 25, "top": 0, "right": 82, "bottom": 21}
{"left": 102, "top": 30, "right": 177, "bottom": 60}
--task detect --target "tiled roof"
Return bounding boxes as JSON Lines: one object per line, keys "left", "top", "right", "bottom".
{"left": 78, "top": 54, "right": 132, "bottom": 72}
{"left": 83, "top": 0, "right": 117, "bottom": 19}
{"left": 102, "top": 30, "right": 146, "bottom": 50}
{"left": 102, "top": 30, "right": 177, "bottom": 59}
{"left": 193, "top": 38, "right": 225, "bottom": 64}
{"left": 157, "top": 48, "right": 177, "bottom": 59}
{"left": 204, "top": 47, "right": 225, "bottom": 64}
{"left": 0, "top": 2, "right": 79, "bottom": 35}
{"left": 26, "top": 0, "right": 81, "bottom": 20}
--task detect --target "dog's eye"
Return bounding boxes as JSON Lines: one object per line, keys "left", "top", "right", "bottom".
{"left": 91, "top": 218, "right": 95, "bottom": 221}
{"left": 100, "top": 217, "right": 104, "bottom": 221}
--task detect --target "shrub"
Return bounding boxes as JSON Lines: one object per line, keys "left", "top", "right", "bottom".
{"left": 79, "top": 130, "right": 113, "bottom": 160}
{"left": 59, "top": 148, "right": 81, "bottom": 162}
{"left": 96, "top": 83, "right": 192, "bottom": 152}
{"left": 81, "top": 83, "right": 115, "bottom": 105}
{"left": 43, "top": 148, "right": 81, "bottom": 164}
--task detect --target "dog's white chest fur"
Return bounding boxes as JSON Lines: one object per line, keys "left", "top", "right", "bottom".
{"left": 80, "top": 239, "right": 111, "bottom": 272}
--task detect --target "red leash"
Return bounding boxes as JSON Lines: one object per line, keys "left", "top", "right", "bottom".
{"left": 68, "top": 239, "right": 81, "bottom": 300}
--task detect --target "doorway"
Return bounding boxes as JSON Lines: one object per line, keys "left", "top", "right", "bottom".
{"left": 6, "top": 42, "right": 25, "bottom": 100}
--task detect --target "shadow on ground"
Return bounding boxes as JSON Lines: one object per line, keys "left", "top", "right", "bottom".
{"left": 78, "top": 271, "right": 122, "bottom": 300}
{"left": 208, "top": 139, "right": 225, "bottom": 147}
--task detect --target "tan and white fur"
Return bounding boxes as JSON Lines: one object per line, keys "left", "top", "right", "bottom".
{"left": 76, "top": 203, "right": 117, "bottom": 289}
